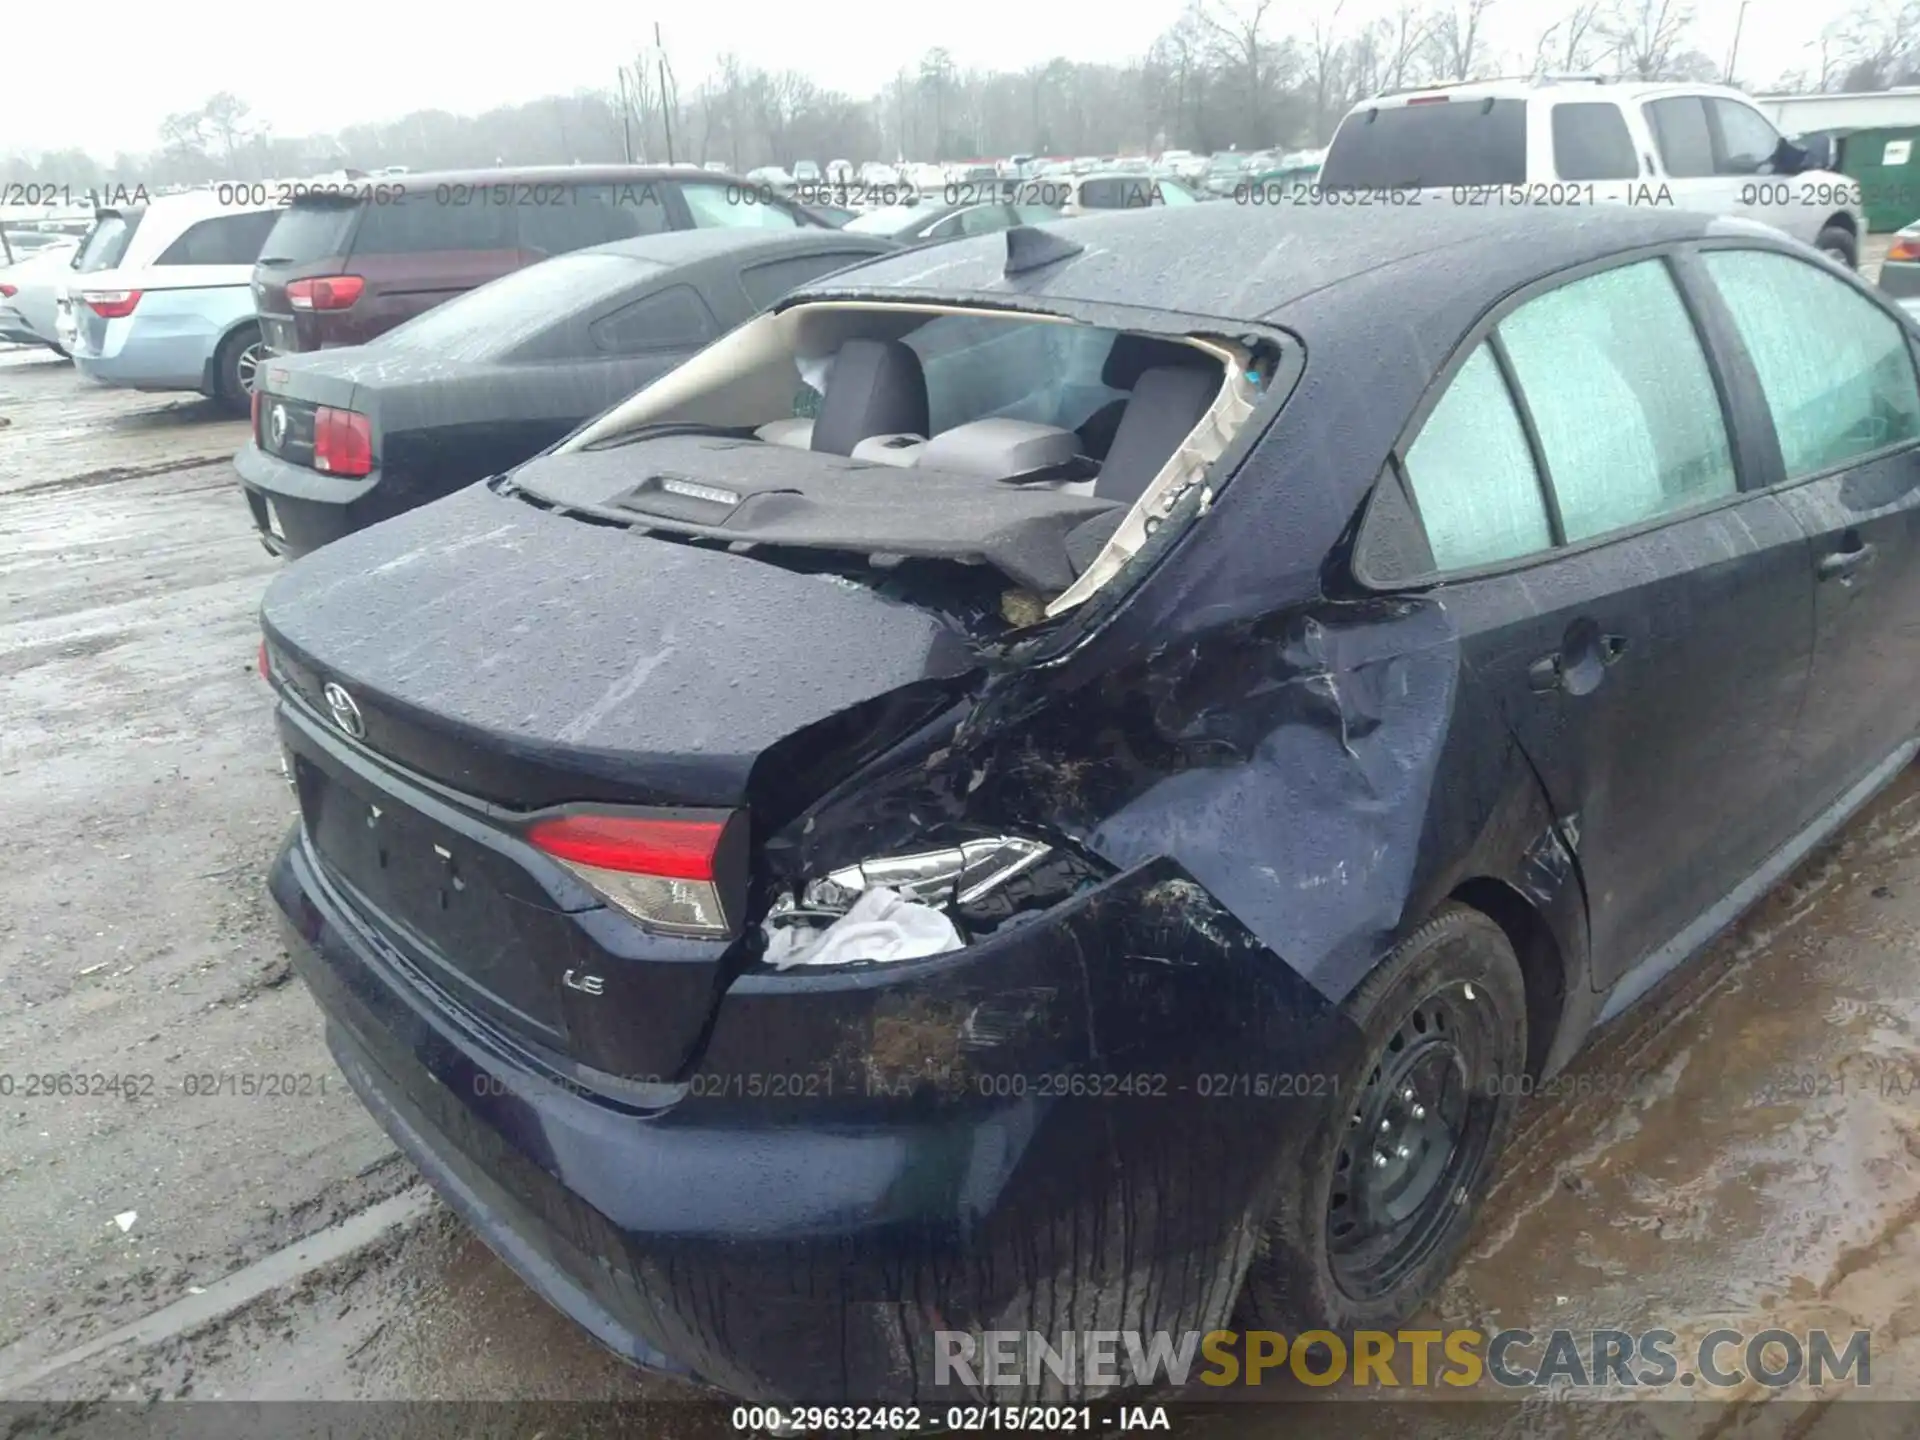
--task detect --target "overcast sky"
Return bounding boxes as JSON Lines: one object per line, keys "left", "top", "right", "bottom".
{"left": 5, "top": 0, "right": 1836, "bottom": 158}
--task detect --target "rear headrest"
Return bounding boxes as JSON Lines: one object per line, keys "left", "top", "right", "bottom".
{"left": 1093, "top": 364, "right": 1221, "bottom": 508}
{"left": 1101, "top": 333, "right": 1218, "bottom": 391}
{"left": 810, "top": 338, "right": 930, "bottom": 456}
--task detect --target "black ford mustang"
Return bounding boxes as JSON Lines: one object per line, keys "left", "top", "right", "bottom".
{"left": 257, "top": 201, "right": 1920, "bottom": 1402}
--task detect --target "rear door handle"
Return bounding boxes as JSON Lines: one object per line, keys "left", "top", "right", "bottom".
{"left": 1818, "top": 542, "right": 1875, "bottom": 581}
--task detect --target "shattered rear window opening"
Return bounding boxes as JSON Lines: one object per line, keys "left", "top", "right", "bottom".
{"left": 530, "top": 300, "right": 1268, "bottom": 622}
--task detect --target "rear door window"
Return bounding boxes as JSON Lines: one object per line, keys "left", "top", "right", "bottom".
{"left": 1708, "top": 99, "right": 1783, "bottom": 175}
{"left": 351, "top": 193, "right": 513, "bottom": 254}
{"left": 1703, "top": 249, "right": 1920, "bottom": 477}
{"left": 590, "top": 284, "right": 719, "bottom": 353}
{"left": 519, "top": 184, "right": 671, "bottom": 255}
{"left": 74, "top": 212, "right": 143, "bottom": 272}
{"left": 1498, "top": 259, "right": 1737, "bottom": 541}
{"left": 1645, "top": 97, "right": 1715, "bottom": 178}
{"left": 1551, "top": 103, "right": 1639, "bottom": 181}
{"left": 1403, "top": 345, "right": 1552, "bottom": 570}
{"left": 378, "top": 252, "right": 652, "bottom": 361}
{"left": 1319, "top": 98, "right": 1528, "bottom": 188}
{"left": 679, "top": 184, "right": 803, "bottom": 230}
{"left": 155, "top": 211, "right": 279, "bottom": 266}
{"left": 907, "top": 315, "right": 1126, "bottom": 433}
{"left": 258, "top": 203, "right": 357, "bottom": 264}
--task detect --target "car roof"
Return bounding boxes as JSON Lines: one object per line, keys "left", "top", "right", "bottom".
{"left": 1352, "top": 77, "right": 1755, "bottom": 109}
{"left": 787, "top": 201, "right": 1734, "bottom": 326}
{"left": 575, "top": 228, "right": 894, "bottom": 266}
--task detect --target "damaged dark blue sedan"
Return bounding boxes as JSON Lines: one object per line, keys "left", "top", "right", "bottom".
{"left": 259, "top": 200, "right": 1920, "bottom": 1402}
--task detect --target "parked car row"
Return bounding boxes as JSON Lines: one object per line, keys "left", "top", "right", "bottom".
{"left": 236, "top": 226, "right": 897, "bottom": 556}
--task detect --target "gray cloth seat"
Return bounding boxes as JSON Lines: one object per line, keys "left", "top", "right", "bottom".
{"left": 1091, "top": 365, "right": 1220, "bottom": 507}
{"left": 810, "top": 339, "right": 930, "bottom": 456}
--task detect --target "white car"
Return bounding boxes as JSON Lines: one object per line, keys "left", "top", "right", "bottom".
{"left": 825, "top": 160, "right": 854, "bottom": 184}
{"left": 0, "top": 238, "right": 81, "bottom": 352}
{"left": 55, "top": 189, "right": 283, "bottom": 411}
{"left": 1320, "top": 79, "right": 1868, "bottom": 267}
{"left": 858, "top": 162, "right": 900, "bottom": 187}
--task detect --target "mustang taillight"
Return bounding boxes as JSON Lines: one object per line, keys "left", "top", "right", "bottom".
{"left": 287, "top": 275, "right": 365, "bottom": 311}
{"left": 527, "top": 813, "right": 736, "bottom": 937}
{"left": 312, "top": 407, "right": 373, "bottom": 477}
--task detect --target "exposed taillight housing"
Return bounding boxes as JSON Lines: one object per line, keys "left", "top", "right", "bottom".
{"left": 527, "top": 811, "right": 745, "bottom": 938}
{"left": 1889, "top": 235, "right": 1920, "bottom": 263}
{"left": 287, "top": 275, "right": 365, "bottom": 311}
{"left": 312, "top": 407, "right": 373, "bottom": 477}
{"left": 0, "top": 283, "right": 17, "bottom": 298}
{"left": 81, "top": 289, "right": 141, "bottom": 318}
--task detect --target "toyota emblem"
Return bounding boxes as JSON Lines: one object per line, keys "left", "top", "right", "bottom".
{"left": 323, "top": 682, "right": 366, "bottom": 739}
{"left": 269, "top": 403, "right": 289, "bottom": 447}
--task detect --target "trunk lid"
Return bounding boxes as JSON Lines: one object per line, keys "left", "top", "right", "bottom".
{"left": 255, "top": 351, "right": 367, "bottom": 471}
{"left": 260, "top": 479, "right": 982, "bottom": 811}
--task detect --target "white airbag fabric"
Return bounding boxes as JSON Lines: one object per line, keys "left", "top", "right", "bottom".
{"left": 762, "top": 887, "right": 964, "bottom": 970}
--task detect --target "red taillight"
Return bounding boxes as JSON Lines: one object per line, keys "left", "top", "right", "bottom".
{"left": 257, "top": 639, "right": 271, "bottom": 681}
{"left": 312, "top": 407, "right": 373, "bottom": 477}
{"left": 81, "top": 289, "right": 141, "bottom": 318}
{"left": 1890, "top": 236, "right": 1920, "bottom": 262}
{"left": 1405, "top": 94, "right": 1450, "bottom": 105}
{"left": 287, "top": 275, "right": 365, "bottom": 311}
{"left": 528, "top": 815, "right": 724, "bottom": 880}
{"left": 0, "top": 283, "right": 16, "bottom": 298}
{"left": 527, "top": 813, "right": 734, "bottom": 936}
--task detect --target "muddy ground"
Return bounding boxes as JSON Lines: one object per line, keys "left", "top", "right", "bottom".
{"left": 2, "top": 238, "right": 1917, "bottom": 1436}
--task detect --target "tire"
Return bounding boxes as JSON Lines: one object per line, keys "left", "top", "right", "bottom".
{"left": 1815, "top": 223, "right": 1858, "bottom": 271}
{"left": 214, "top": 323, "right": 265, "bottom": 415}
{"left": 1238, "top": 903, "right": 1527, "bottom": 1333}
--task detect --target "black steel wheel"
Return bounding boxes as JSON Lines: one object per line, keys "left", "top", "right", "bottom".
{"left": 1239, "top": 902, "right": 1529, "bottom": 1332}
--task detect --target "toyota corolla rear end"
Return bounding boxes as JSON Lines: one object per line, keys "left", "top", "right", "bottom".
{"left": 261, "top": 295, "right": 1351, "bottom": 1403}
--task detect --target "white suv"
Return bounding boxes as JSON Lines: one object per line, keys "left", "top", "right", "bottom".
{"left": 1319, "top": 79, "right": 1866, "bottom": 268}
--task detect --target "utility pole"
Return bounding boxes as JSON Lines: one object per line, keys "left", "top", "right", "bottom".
{"left": 618, "top": 69, "right": 633, "bottom": 162}
{"left": 655, "top": 23, "right": 676, "bottom": 165}
{"left": 1724, "top": 0, "right": 1750, "bottom": 85}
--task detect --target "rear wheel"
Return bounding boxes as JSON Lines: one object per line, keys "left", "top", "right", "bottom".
{"left": 1815, "top": 223, "right": 1858, "bottom": 271}
{"left": 1238, "top": 903, "right": 1527, "bottom": 1332}
{"left": 214, "top": 323, "right": 265, "bottom": 415}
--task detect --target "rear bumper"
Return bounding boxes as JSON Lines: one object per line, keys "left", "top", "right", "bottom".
{"left": 1880, "top": 259, "right": 1920, "bottom": 301}
{"left": 271, "top": 819, "right": 1358, "bottom": 1403}
{"left": 234, "top": 440, "right": 387, "bottom": 560}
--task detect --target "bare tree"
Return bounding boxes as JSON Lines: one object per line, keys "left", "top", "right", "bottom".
{"left": 1195, "top": 0, "right": 1281, "bottom": 139}
{"left": 1430, "top": 0, "right": 1497, "bottom": 80}
{"left": 1530, "top": 0, "right": 1607, "bottom": 76}
{"left": 918, "top": 47, "right": 956, "bottom": 159}
{"left": 1306, "top": 3, "right": 1350, "bottom": 142}
{"left": 1599, "top": 0, "right": 1699, "bottom": 80}
{"left": 1827, "top": 0, "right": 1920, "bottom": 89}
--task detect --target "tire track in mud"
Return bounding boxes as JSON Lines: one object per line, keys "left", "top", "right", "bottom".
{"left": 3, "top": 454, "right": 233, "bottom": 500}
